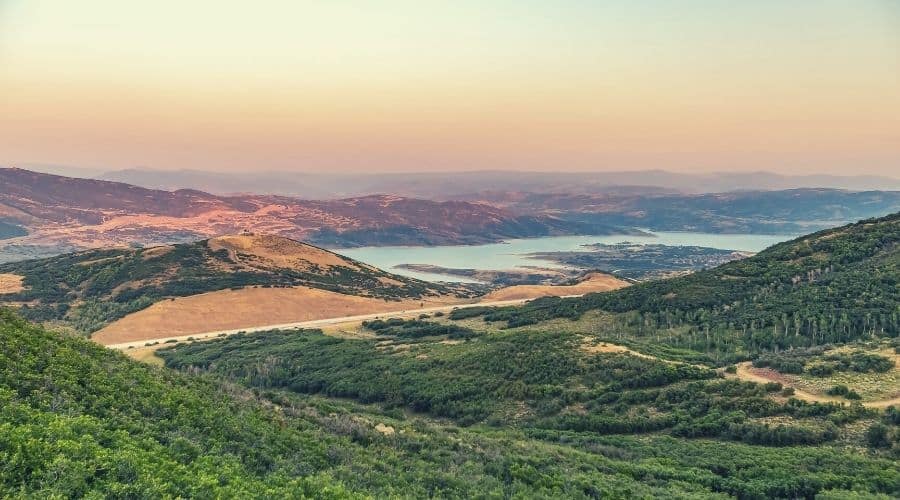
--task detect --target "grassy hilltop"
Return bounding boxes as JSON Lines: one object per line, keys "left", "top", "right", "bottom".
{"left": 0, "top": 233, "right": 469, "bottom": 334}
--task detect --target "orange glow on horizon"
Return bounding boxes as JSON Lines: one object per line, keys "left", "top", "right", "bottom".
{"left": 1, "top": 1, "right": 898, "bottom": 174}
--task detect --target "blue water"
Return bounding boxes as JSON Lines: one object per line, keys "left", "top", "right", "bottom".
{"left": 338, "top": 232, "right": 795, "bottom": 282}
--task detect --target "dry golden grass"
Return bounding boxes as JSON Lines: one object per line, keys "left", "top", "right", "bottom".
{"left": 140, "top": 245, "right": 174, "bottom": 260}
{"left": 484, "top": 272, "right": 628, "bottom": 301}
{"left": 93, "top": 285, "right": 459, "bottom": 345}
{"left": 579, "top": 341, "right": 654, "bottom": 360}
{"left": 0, "top": 274, "right": 24, "bottom": 294}
{"left": 793, "top": 347, "right": 900, "bottom": 403}
{"left": 125, "top": 346, "right": 166, "bottom": 367}
{"left": 374, "top": 423, "right": 396, "bottom": 436}
{"left": 208, "top": 233, "right": 361, "bottom": 272}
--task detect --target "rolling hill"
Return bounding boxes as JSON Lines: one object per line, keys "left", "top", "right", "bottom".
{"left": 0, "top": 233, "right": 472, "bottom": 335}
{"left": 467, "top": 212, "right": 900, "bottom": 359}
{"left": 0, "top": 167, "right": 623, "bottom": 262}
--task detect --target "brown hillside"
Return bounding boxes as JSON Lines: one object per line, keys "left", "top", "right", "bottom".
{"left": 93, "top": 286, "right": 459, "bottom": 345}
{"left": 207, "top": 233, "right": 365, "bottom": 272}
{"left": 484, "top": 272, "right": 629, "bottom": 301}
{"left": 0, "top": 274, "right": 24, "bottom": 294}
{"left": 0, "top": 168, "right": 589, "bottom": 256}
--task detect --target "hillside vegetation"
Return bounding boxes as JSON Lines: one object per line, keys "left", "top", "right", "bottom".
{"left": 4, "top": 214, "right": 900, "bottom": 498}
{"left": 466, "top": 213, "right": 900, "bottom": 361}
{"left": 159, "top": 325, "right": 899, "bottom": 498}
{"left": 0, "top": 233, "right": 466, "bottom": 334}
{"left": 5, "top": 311, "right": 895, "bottom": 498}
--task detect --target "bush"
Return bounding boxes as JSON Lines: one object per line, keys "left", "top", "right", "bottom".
{"left": 866, "top": 423, "right": 891, "bottom": 448}
{"left": 764, "top": 382, "right": 783, "bottom": 393}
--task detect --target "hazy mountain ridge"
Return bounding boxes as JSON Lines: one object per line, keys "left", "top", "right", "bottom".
{"left": 0, "top": 168, "right": 618, "bottom": 260}
{"left": 98, "top": 167, "right": 900, "bottom": 197}
{"left": 469, "top": 189, "right": 900, "bottom": 234}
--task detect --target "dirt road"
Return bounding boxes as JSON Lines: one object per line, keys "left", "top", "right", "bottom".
{"left": 729, "top": 362, "right": 898, "bottom": 409}
{"left": 105, "top": 297, "right": 539, "bottom": 350}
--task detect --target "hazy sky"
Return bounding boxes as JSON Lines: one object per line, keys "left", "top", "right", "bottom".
{"left": 1, "top": 1, "right": 898, "bottom": 174}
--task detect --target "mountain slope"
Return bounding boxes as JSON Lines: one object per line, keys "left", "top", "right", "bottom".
{"left": 0, "top": 310, "right": 355, "bottom": 498}
{"left": 465, "top": 189, "right": 900, "bottom": 234}
{"left": 472, "top": 213, "right": 900, "bottom": 355}
{"left": 0, "top": 233, "right": 468, "bottom": 334}
{"left": 0, "top": 168, "right": 621, "bottom": 260}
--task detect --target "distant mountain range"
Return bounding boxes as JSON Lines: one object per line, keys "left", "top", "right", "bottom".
{"left": 0, "top": 168, "right": 621, "bottom": 261}
{"left": 2, "top": 167, "right": 899, "bottom": 263}
{"left": 460, "top": 189, "right": 900, "bottom": 234}
{"left": 95, "top": 167, "right": 900, "bottom": 197}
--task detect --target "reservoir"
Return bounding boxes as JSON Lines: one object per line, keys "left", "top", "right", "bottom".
{"left": 338, "top": 232, "right": 796, "bottom": 282}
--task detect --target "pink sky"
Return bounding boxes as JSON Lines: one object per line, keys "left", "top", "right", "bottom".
{"left": 1, "top": 1, "right": 898, "bottom": 175}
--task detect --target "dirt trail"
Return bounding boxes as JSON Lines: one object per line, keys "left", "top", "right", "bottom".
{"left": 581, "top": 345, "right": 898, "bottom": 409}
{"left": 729, "top": 362, "right": 899, "bottom": 409}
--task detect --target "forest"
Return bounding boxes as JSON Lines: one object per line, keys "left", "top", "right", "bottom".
{"left": 462, "top": 213, "right": 900, "bottom": 360}
{"left": 157, "top": 322, "right": 899, "bottom": 498}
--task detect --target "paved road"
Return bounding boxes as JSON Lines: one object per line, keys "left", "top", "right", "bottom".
{"left": 106, "top": 297, "right": 553, "bottom": 350}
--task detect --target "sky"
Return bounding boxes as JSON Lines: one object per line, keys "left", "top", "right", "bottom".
{"left": 1, "top": 1, "right": 898, "bottom": 175}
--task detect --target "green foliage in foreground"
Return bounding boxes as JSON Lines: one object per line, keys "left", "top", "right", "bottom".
{"left": 0, "top": 310, "right": 351, "bottom": 498}
{"left": 2, "top": 309, "right": 899, "bottom": 498}
{"left": 161, "top": 327, "right": 899, "bottom": 498}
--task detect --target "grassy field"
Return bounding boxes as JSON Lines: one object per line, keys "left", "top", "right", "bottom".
{"left": 792, "top": 344, "right": 899, "bottom": 401}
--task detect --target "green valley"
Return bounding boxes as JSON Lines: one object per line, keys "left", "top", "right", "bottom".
{"left": 2, "top": 214, "right": 899, "bottom": 498}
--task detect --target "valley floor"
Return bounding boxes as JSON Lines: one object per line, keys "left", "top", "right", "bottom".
{"left": 95, "top": 274, "right": 622, "bottom": 346}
